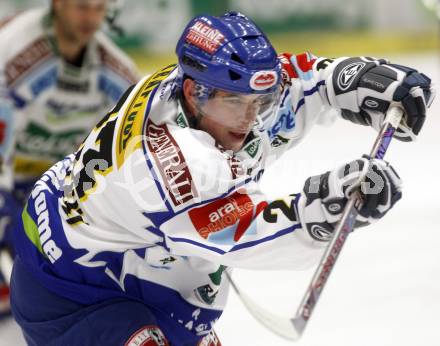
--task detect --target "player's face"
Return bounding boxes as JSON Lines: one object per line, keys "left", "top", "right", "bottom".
{"left": 53, "top": 0, "right": 107, "bottom": 45}
{"left": 184, "top": 80, "right": 279, "bottom": 152}
{"left": 198, "top": 91, "right": 262, "bottom": 152}
{"left": 199, "top": 113, "right": 250, "bottom": 152}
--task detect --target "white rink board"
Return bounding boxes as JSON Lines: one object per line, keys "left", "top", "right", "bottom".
{"left": 1, "top": 52, "right": 438, "bottom": 346}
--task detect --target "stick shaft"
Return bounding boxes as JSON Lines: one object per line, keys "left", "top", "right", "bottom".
{"left": 292, "top": 106, "right": 404, "bottom": 335}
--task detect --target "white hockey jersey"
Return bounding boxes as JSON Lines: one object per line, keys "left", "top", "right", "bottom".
{"left": 17, "top": 54, "right": 345, "bottom": 343}
{"left": 0, "top": 8, "right": 138, "bottom": 190}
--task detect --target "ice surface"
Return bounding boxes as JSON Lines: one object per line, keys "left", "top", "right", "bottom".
{"left": 1, "top": 53, "right": 438, "bottom": 346}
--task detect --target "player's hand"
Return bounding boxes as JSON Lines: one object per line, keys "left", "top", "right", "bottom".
{"left": 328, "top": 57, "right": 435, "bottom": 141}
{"left": 297, "top": 157, "right": 402, "bottom": 242}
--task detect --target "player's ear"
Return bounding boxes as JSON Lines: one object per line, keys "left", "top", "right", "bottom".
{"left": 182, "top": 78, "right": 197, "bottom": 114}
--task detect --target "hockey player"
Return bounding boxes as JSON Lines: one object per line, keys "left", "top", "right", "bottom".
{"left": 0, "top": 0, "right": 139, "bottom": 319}
{"left": 10, "top": 12, "right": 434, "bottom": 346}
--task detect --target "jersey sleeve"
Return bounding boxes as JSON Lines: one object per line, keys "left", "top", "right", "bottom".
{"left": 158, "top": 164, "right": 325, "bottom": 271}
{"left": 266, "top": 52, "right": 345, "bottom": 159}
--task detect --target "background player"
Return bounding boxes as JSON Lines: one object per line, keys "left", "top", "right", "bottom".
{"left": 0, "top": 0, "right": 139, "bottom": 319}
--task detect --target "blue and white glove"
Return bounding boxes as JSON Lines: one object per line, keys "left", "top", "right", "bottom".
{"left": 298, "top": 157, "right": 402, "bottom": 242}
{"left": 327, "top": 57, "right": 435, "bottom": 141}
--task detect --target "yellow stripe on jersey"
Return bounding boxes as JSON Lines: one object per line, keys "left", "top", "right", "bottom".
{"left": 116, "top": 64, "right": 176, "bottom": 169}
{"left": 21, "top": 203, "right": 44, "bottom": 256}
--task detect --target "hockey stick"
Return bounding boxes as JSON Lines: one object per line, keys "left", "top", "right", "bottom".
{"left": 226, "top": 105, "right": 404, "bottom": 341}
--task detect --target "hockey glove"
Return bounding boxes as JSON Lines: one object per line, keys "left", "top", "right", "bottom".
{"left": 298, "top": 157, "right": 402, "bottom": 242}
{"left": 327, "top": 57, "right": 435, "bottom": 141}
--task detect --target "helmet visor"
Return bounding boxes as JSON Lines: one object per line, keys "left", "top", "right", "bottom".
{"left": 191, "top": 87, "right": 281, "bottom": 133}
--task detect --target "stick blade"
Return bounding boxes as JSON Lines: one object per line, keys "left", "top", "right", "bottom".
{"left": 235, "top": 287, "right": 303, "bottom": 341}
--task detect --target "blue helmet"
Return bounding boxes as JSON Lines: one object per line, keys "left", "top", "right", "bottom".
{"left": 176, "top": 12, "right": 282, "bottom": 95}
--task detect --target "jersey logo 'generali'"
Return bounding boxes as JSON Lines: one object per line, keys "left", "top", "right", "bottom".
{"left": 147, "top": 119, "right": 198, "bottom": 207}
{"left": 189, "top": 190, "right": 267, "bottom": 242}
{"left": 185, "top": 21, "right": 225, "bottom": 54}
